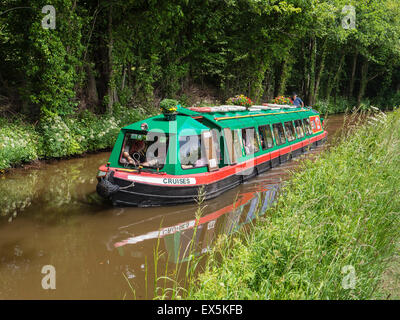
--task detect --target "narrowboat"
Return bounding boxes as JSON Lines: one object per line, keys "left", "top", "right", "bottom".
{"left": 96, "top": 104, "right": 327, "bottom": 207}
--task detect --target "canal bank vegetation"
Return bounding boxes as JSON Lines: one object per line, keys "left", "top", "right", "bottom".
{"left": 2, "top": 1, "right": 400, "bottom": 167}
{"left": 163, "top": 108, "right": 400, "bottom": 300}
{"left": 0, "top": 106, "right": 146, "bottom": 170}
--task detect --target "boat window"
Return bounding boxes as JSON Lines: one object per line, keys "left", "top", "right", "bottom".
{"left": 120, "top": 132, "right": 169, "bottom": 169}
{"left": 241, "top": 127, "right": 259, "bottom": 155}
{"left": 303, "top": 118, "right": 313, "bottom": 136}
{"left": 272, "top": 123, "right": 286, "bottom": 146}
{"left": 223, "top": 128, "right": 242, "bottom": 164}
{"left": 284, "top": 121, "right": 296, "bottom": 142}
{"left": 258, "top": 125, "right": 274, "bottom": 150}
{"left": 179, "top": 135, "right": 208, "bottom": 170}
{"left": 233, "top": 129, "right": 244, "bottom": 159}
{"left": 294, "top": 120, "right": 305, "bottom": 138}
{"left": 211, "top": 129, "right": 222, "bottom": 163}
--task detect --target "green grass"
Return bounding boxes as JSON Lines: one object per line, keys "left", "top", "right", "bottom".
{"left": 176, "top": 108, "right": 400, "bottom": 299}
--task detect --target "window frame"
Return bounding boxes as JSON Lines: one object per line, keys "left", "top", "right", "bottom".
{"left": 272, "top": 123, "right": 287, "bottom": 146}
{"left": 241, "top": 127, "right": 260, "bottom": 156}
{"left": 284, "top": 121, "right": 296, "bottom": 142}
{"left": 294, "top": 119, "right": 305, "bottom": 139}
{"left": 258, "top": 124, "right": 274, "bottom": 150}
{"left": 303, "top": 118, "right": 313, "bottom": 136}
{"left": 119, "top": 130, "right": 169, "bottom": 170}
{"left": 179, "top": 134, "right": 208, "bottom": 170}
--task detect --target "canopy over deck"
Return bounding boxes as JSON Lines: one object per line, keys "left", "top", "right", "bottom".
{"left": 122, "top": 114, "right": 210, "bottom": 135}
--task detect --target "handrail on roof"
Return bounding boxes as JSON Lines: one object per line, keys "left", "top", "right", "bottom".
{"left": 213, "top": 109, "right": 309, "bottom": 121}
{"left": 187, "top": 103, "right": 301, "bottom": 114}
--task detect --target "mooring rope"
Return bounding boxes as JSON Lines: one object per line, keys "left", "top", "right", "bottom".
{"left": 119, "top": 181, "right": 135, "bottom": 190}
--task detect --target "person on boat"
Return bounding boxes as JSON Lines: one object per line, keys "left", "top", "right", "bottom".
{"left": 243, "top": 139, "right": 254, "bottom": 155}
{"left": 292, "top": 93, "right": 304, "bottom": 108}
{"left": 122, "top": 139, "right": 146, "bottom": 166}
{"left": 194, "top": 155, "right": 208, "bottom": 168}
{"left": 142, "top": 136, "right": 168, "bottom": 168}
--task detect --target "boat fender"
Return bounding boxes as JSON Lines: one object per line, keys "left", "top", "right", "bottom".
{"left": 96, "top": 171, "right": 120, "bottom": 198}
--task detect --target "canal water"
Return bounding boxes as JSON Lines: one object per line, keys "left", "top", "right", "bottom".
{"left": 0, "top": 114, "right": 346, "bottom": 299}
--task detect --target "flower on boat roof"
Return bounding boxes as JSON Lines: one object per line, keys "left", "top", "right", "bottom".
{"left": 226, "top": 94, "right": 253, "bottom": 108}
{"left": 272, "top": 96, "right": 292, "bottom": 105}
{"left": 160, "top": 99, "right": 179, "bottom": 114}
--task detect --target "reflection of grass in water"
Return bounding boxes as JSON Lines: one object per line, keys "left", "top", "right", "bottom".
{"left": 0, "top": 170, "right": 38, "bottom": 222}
{"left": 0, "top": 158, "right": 103, "bottom": 224}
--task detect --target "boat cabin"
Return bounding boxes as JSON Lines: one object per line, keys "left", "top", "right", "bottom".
{"left": 106, "top": 105, "right": 324, "bottom": 176}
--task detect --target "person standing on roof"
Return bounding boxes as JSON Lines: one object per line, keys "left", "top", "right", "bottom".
{"left": 292, "top": 93, "right": 304, "bottom": 108}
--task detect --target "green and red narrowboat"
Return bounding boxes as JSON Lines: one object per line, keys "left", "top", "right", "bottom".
{"left": 96, "top": 104, "right": 327, "bottom": 207}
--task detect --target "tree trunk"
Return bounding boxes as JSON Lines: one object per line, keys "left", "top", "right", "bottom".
{"left": 348, "top": 51, "right": 358, "bottom": 98}
{"left": 106, "top": 4, "right": 116, "bottom": 112}
{"left": 277, "top": 57, "right": 293, "bottom": 98}
{"left": 86, "top": 64, "right": 99, "bottom": 107}
{"left": 307, "top": 36, "right": 316, "bottom": 105}
{"left": 303, "top": 39, "right": 310, "bottom": 102}
{"left": 121, "top": 65, "right": 127, "bottom": 91}
{"left": 357, "top": 59, "right": 369, "bottom": 107}
{"left": 326, "top": 53, "right": 345, "bottom": 102}
{"left": 313, "top": 38, "right": 327, "bottom": 104}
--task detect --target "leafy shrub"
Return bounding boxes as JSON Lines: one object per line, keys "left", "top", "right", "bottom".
{"left": 0, "top": 105, "right": 147, "bottom": 169}
{"left": 38, "top": 111, "right": 83, "bottom": 158}
{"left": 314, "top": 97, "right": 356, "bottom": 114}
{"left": 0, "top": 121, "right": 39, "bottom": 170}
{"left": 373, "top": 91, "right": 400, "bottom": 110}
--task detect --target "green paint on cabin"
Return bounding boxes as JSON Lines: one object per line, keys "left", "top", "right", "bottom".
{"left": 107, "top": 106, "right": 323, "bottom": 175}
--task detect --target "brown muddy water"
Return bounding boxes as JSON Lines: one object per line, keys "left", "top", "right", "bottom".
{"left": 0, "top": 114, "right": 346, "bottom": 299}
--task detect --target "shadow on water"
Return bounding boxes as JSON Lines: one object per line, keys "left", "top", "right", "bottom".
{"left": 0, "top": 114, "right": 346, "bottom": 299}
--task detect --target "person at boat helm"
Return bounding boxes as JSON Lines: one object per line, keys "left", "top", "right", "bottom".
{"left": 142, "top": 137, "right": 168, "bottom": 168}
{"left": 122, "top": 139, "right": 146, "bottom": 166}
{"left": 292, "top": 93, "right": 304, "bottom": 108}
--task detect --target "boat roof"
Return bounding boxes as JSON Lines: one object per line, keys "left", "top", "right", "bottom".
{"left": 122, "top": 113, "right": 210, "bottom": 135}
{"left": 122, "top": 105, "right": 319, "bottom": 134}
{"left": 181, "top": 105, "right": 318, "bottom": 129}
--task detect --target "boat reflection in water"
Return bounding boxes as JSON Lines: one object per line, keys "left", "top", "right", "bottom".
{"left": 114, "top": 184, "right": 278, "bottom": 264}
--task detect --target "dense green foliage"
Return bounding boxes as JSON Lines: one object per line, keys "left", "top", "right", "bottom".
{"left": 0, "top": 106, "right": 145, "bottom": 170}
{"left": 1, "top": 0, "right": 400, "bottom": 166}
{"left": 1, "top": 0, "right": 400, "bottom": 119}
{"left": 176, "top": 109, "right": 400, "bottom": 299}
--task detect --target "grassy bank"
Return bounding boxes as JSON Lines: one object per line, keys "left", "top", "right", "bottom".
{"left": 179, "top": 109, "right": 400, "bottom": 300}
{"left": 0, "top": 106, "right": 148, "bottom": 171}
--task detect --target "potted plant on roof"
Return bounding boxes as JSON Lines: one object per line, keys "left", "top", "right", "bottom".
{"left": 160, "top": 98, "right": 179, "bottom": 121}
{"left": 226, "top": 94, "right": 253, "bottom": 110}
{"left": 272, "top": 96, "right": 292, "bottom": 105}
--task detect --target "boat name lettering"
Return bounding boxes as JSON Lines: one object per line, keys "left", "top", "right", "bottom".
{"left": 163, "top": 178, "right": 194, "bottom": 185}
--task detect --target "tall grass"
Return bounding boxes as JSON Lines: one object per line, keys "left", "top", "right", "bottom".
{"left": 177, "top": 108, "right": 400, "bottom": 299}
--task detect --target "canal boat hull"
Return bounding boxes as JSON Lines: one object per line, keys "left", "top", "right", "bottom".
{"left": 98, "top": 131, "right": 327, "bottom": 207}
